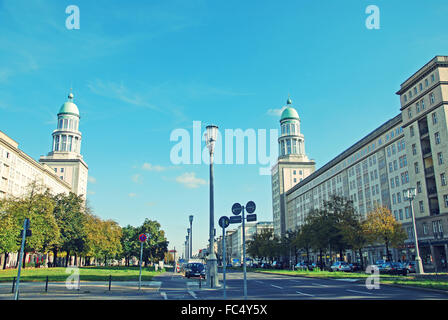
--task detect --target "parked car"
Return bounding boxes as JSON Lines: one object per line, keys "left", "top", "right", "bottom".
{"left": 330, "top": 261, "right": 352, "bottom": 272}
{"left": 380, "top": 262, "right": 408, "bottom": 276}
{"left": 349, "top": 263, "right": 362, "bottom": 272}
{"left": 261, "top": 263, "right": 271, "bottom": 269}
{"left": 295, "top": 262, "right": 308, "bottom": 271}
{"left": 402, "top": 261, "right": 416, "bottom": 273}
{"left": 184, "top": 263, "right": 206, "bottom": 279}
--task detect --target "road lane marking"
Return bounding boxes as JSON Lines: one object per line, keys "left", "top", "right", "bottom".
{"left": 160, "top": 292, "right": 167, "bottom": 300}
{"left": 312, "top": 283, "right": 329, "bottom": 287}
{"left": 189, "top": 291, "right": 198, "bottom": 299}
{"left": 296, "top": 291, "right": 315, "bottom": 297}
{"left": 271, "top": 284, "right": 283, "bottom": 289}
{"left": 346, "top": 289, "right": 374, "bottom": 295}
{"left": 255, "top": 281, "right": 264, "bottom": 284}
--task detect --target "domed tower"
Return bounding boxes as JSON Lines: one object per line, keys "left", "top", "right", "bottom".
{"left": 40, "top": 91, "right": 89, "bottom": 198}
{"left": 271, "top": 97, "right": 315, "bottom": 237}
{"left": 278, "top": 98, "right": 306, "bottom": 158}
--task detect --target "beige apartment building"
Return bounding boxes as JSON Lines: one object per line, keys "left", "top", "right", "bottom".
{"left": 275, "top": 56, "right": 448, "bottom": 272}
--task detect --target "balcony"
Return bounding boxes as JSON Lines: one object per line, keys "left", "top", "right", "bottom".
{"left": 419, "top": 127, "right": 429, "bottom": 136}
{"left": 430, "top": 209, "right": 440, "bottom": 216}
{"left": 425, "top": 166, "right": 435, "bottom": 176}
{"left": 422, "top": 147, "right": 432, "bottom": 157}
{"left": 427, "top": 187, "right": 438, "bottom": 198}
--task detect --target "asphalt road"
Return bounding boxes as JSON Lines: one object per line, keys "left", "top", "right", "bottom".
{"left": 1, "top": 270, "right": 447, "bottom": 300}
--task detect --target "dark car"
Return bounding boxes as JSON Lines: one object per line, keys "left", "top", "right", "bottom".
{"left": 184, "top": 263, "right": 206, "bottom": 279}
{"left": 402, "top": 261, "right": 416, "bottom": 273}
{"left": 380, "top": 262, "right": 408, "bottom": 276}
{"left": 349, "top": 263, "right": 362, "bottom": 272}
{"left": 261, "top": 263, "right": 271, "bottom": 269}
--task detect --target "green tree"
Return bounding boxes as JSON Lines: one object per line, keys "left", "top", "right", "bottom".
{"left": 4, "top": 182, "right": 60, "bottom": 267}
{"left": 52, "top": 192, "right": 87, "bottom": 267}
{"left": 120, "top": 225, "right": 139, "bottom": 266}
{"left": 137, "top": 219, "right": 169, "bottom": 265}
{"left": 0, "top": 201, "right": 20, "bottom": 269}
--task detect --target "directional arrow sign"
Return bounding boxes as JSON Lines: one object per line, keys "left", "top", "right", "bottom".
{"left": 246, "top": 201, "right": 256, "bottom": 214}
{"left": 219, "top": 216, "right": 230, "bottom": 229}
{"left": 247, "top": 214, "right": 257, "bottom": 222}
{"left": 231, "top": 203, "right": 242, "bottom": 215}
{"left": 229, "top": 216, "right": 242, "bottom": 224}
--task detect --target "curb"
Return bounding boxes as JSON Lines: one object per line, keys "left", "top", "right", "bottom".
{"left": 379, "top": 282, "right": 448, "bottom": 295}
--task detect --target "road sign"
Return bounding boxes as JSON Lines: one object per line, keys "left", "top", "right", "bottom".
{"left": 219, "top": 216, "right": 230, "bottom": 229}
{"left": 229, "top": 216, "right": 242, "bottom": 224}
{"left": 231, "top": 203, "right": 242, "bottom": 215}
{"left": 139, "top": 234, "right": 147, "bottom": 242}
{"left": 247, "top": 214, "right": 257, "bottom": 222}
{"left": 246, "top": 201, "right": 256, "bottom": 214}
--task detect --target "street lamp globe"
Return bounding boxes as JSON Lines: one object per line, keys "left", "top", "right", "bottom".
{"left": 189, "top": 215, "right": 194, "bottom": 224}
{"left": 205, "top": 125, "right": 219, "bottom": 154}
{"left": 403, "top": 187, "right": 416, "bottom": 201}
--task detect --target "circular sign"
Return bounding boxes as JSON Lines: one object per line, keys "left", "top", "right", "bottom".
{"left": 219, "top": 216, "right": 230, "bottom": 229}
{"left": 246, "top": 201, "right": 256, "bottom": 214}
{"left": 139, "top": 233, "right": 147, "bottom": 242}
{"left": 231, "top": 203, "right": 242, "bottom": 215}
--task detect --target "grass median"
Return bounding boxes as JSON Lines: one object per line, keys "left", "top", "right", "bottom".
{"left": 0, "top": 266, "right": 164, "bottom": 282}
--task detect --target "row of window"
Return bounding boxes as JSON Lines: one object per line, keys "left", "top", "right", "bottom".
{"left": 407, "top": 93, "right": 436, "bottom": 119}
{"left": 54, "top": 135, "right": 80, "bottom": 153}
{"left": 388, "top": 156, "right": 407, "bottom": 173}
{"left": 386, "top": 139, "right": 406, "bottom": 157}
{"left": 58, "top": 118, "right": 79, "bottom": 132}
{"left": 403, "top": 73, "right": 436, "bottom": 103}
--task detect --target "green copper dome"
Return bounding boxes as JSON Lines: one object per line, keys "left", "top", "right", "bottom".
{"left": 280, "top": 106, "right": 299, "bottom": 121}
{"left": 58, "top": 92, "right": 79, "bottom": 116}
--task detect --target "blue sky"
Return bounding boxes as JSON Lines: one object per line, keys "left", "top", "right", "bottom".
{"left": 1, "top": 0, "right": 448, "bottom": 256}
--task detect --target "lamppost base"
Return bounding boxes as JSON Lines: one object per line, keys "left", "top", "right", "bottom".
{"left": 206, "top": 254, "right": 219, "bottom": 288}
{"left": 415, "top": 256, "right": 425, "bottom": 274}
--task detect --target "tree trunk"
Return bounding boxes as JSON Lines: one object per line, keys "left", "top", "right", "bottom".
{"left": 339, "top": 249, "right": 344, "bottom": 262}
{"left": 385, "top": 239, "right": 391, "bottom": 262}
{"left": 2, "top": 253, "right": 8, "bottom": 270}
{"left": 53, "top": 249, "right": 58, "bottom": 267}
{"left": 74, "top": 253, "right": 78, "bottom": 266}
{"left": 22, "top": 252, "right": 27, "bottom": 268}
{"left": 65, "top": 253, "right": 70, "bottom": 267}
{"left": 359, "top": 248, "right": 364, "bottom": 270}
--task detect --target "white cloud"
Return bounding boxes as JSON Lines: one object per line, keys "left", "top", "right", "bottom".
{"left": 267, "top": 106, "right": 286, "bottom": 117}
{"left": 87, "top": 190, "right": 96, "bottom": 195}
{"left": 132, "top": 174, "right": 143, "bottom": 184}
{"left": 142, "top": 163, "right": 166, "bottom": 172}
{"left": 128, "top": 193, "right": 137, "bottom": 198}
{"left": 88, "top": 176, "right": 97, "bottom": 184}
{"left": 176, "top": 172, "right": 206, "bottom": 189}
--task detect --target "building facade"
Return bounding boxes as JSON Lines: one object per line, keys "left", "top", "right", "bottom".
{"left": 218, "top": 221, "right": 273, "bottom": 265}
{"left": 271, "top": 98, "right": 315, "bottom": 237}
{"left": 278, "top": 56, "right": 448, "bottom": 272}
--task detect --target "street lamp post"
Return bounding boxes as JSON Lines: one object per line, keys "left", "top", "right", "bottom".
{"left": 186, "top": 234, "right": 189, "bottom": 261}
{"left": 403, "top": 187, "right": 424, "bottom": 274}
{"left": 189, "top": 215, "right": 194, "bottom": 259}
{"left": 205, "top": 124, "right": 219, "bottom": 288}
